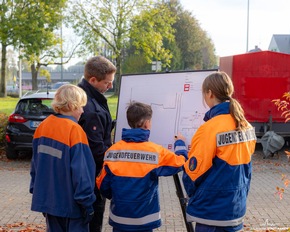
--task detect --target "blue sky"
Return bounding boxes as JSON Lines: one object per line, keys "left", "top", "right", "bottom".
{"left": 179, "top": 0, "right": 290, "bottom": 57}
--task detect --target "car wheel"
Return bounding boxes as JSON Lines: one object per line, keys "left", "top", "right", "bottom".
{"left": 6, "top": 147, "right": 19, "bottom": 159}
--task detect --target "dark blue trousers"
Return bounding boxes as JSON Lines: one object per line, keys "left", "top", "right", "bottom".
{"left": 46, "top": 214, "right": 89, "bottom": 232}
{"left": 195, "top": 223, "right": 243, "bottom": 232}
{"left": 113, "top": 229, "right": 153, "bottom": 232}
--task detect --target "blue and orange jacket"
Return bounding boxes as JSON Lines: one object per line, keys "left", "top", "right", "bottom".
{"left": 30, "top": 114, "right": 96, "bottom": 218}
{"left": 183, "top": 102, "right": 256, "bottom": 230}
{"left": 96, "top": 128, "right": 187, "bottom": 231}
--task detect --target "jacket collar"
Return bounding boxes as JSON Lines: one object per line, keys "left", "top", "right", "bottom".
{"left": 78, "top": 78, "right": 107, "bottom": 104}
{"left": 122, "top": 128, "right": 150, "bottom": 142}
{"left": 203, "top": 102, "right": 230, "bottom": 122}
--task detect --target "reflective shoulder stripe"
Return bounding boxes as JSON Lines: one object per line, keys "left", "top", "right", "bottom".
{"left": 175, "top": 145, "right": 187, "bottom": 152}
{"left": 186, "top": 213, "right": 244, "bottom": 227}
{"left": 216, "top": 127, "right": 256, "bottom": 147}
{"left": 109, "top": 210, "right": 161, "bottom": 225}
{"left": 104, "top": 150, "right": 159, "bottom": 164}
{"left": 38, "top": 144, "right": 62, "bottom": 159}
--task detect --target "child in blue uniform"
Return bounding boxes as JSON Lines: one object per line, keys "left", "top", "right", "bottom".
{"left": 30, "top": 84, "right": 96, "bottom": 232}
{"left": 97, "top": 101, "right": 188, "bottom": 232}
{"left": 183, "top": 72, "right": 256, "bottom": 232}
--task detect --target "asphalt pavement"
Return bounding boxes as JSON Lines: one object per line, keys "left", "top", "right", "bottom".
{"left": 0, "top": 146, "right": 289, "bottom": 232}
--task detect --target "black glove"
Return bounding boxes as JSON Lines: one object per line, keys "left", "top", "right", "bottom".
{"left": 82, "top": 206, "right": 94, "bottom": 224}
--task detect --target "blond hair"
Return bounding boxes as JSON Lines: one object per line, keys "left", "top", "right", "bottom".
{"left": 51, "top": 84, "right": 87, "bottom": 113}
{"left": 202, "top": 71, "right": 249, "bottom": 130}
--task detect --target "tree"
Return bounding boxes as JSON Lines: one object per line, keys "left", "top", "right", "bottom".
{"left": 6, "top": 49, "right": 18, "bottom": 85}
{"left": 272, "top": 92, "right": 290, "bottom": 199}
{"left": 67, "top": 0, "right": 154, "bottom": 95}
{"left": 122, "top": 53, "right": 151, "bottom": 74}
{"left": 124, "top": 0, "right": 216, "bottom": 73}
{"left": 272, "top": 92, "right": 290, "bottom": 123}
{"left": 170, "top": 1, "right": 217, "bottom": 70}
{"left": 0, "top": 0, "right": 18, "bottom": 97}
{"left": 0, "top": 0, "right": 68, "bottom": 95}
{"left": 201, "top": 36, "right": 217, "bottom": 69}
{"left": 16, "top": 0, "right": 67, "bottom": 90}
{"left": 129, "top": 1, "right": 176, "bottom": 70}
{"left": 68, "top": 0, "right": 150, "bottom": 93}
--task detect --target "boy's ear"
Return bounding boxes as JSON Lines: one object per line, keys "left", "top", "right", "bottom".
{"left": 143, "top": 119, "right": 152, "bottom": 129}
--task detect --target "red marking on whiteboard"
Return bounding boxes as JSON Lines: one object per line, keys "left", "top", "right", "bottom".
{"left": 184, "top": 84, "right": 190, "bottom": 91}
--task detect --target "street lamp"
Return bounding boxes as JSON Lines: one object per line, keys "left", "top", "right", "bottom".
{"left": 60, "top": 21, "right": 63, "bottom": 81}
{"left": 246, "top": 0, "right": 250, "bottom": 52}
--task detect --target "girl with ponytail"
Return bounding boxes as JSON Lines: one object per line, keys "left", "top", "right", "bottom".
{"left": 183, "top": 71, "right": 256, "bottom": 232}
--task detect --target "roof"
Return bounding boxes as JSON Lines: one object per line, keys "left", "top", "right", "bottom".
{"left": 268, "top": 34, "right": 290, "bottom": 54}
{"left": 248, "top": 45, "right": 262, "bottom": 53}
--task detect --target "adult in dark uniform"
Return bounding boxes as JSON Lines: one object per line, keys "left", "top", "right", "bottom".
{"left": 78, "top": 56, "right": 116, "bottom": 232}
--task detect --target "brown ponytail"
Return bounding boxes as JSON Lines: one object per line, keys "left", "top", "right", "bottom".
{"left": 228, "top": 97, "right": 249, "bottom": 130}
{"left": 203, "top": 71, "right": 249, "bottom": 130}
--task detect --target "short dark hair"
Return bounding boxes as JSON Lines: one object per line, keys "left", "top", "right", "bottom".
{"left": 84, "top": 56, "right": 116, "bottom": 81}
{"left": 126, "top": 101, "right": 153, "bottom": 128}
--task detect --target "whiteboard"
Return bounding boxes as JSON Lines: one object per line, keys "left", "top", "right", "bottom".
{"left": 114, "top": 70, "right": 217, "bottom": 150}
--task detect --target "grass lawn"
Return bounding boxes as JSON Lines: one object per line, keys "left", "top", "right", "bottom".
{"left": 0, "top": 97, "right": 19, "bottom": 115}
{"left": 0, "top": 95, "right": 118, "bottom": 117}
{"left": 107, "top": 95, "right": 118, "bottom": 119}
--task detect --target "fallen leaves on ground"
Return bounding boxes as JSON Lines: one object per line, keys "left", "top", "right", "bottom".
{"left": 285, "top": 150, "right": 290, "bottom": 162}
{"left": 0, "top": 222, "right": 45, "bottom": 231}
{"left": 0, "top": 148, "right": 8, "bottom": 162}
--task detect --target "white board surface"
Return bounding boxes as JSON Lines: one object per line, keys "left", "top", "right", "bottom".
{"left": 114, "top": 70, "right": 217, "bottom": 150}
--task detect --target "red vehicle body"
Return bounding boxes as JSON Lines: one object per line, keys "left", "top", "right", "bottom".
{"left": 219, "top": 51, "right": 290, "bottom": 139}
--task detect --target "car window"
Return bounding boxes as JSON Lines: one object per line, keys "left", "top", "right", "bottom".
{"left": 15, "top": 99, "right": 54, "bottom": 115}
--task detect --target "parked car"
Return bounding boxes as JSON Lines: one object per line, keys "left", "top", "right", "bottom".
{"left": 5, "top": 91, "right": 56, "bottom": 159}
{"left": 51, "top": 81, "right": 70, "bottom": 90}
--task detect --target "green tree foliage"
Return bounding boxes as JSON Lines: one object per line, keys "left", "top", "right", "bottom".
{"left": 162, "top": 33, "right": 182, "bottom": 71}
{"left": 122, "top": 54, "right": 152, "bottom": 74}
{"left": 130, "top": 2, "right": 176, "bottom": 70}
{"left": 0, "top": 0, "right": 67, "bottom": 94}
{"left": 67, "top": 0, "right": 153, "bottom": 95}
{"left": 170, "top": 0, "right": 217, "bottom": 70}
{"left": 123, "top": 0, "right": 216, "bottom": 73}
{"left": 0, "top": 0, "right": 17, "bottom": 97}
{"left": 17, "top": 0, "right": 67, "bottom": 90}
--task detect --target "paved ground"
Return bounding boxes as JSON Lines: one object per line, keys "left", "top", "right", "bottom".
{"left": 0, "top": 146, "right": 289, "bottom": 232}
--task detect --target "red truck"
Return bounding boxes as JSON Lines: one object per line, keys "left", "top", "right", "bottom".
{"left": 219, "top": 51, "right": 290, "bottom": 142}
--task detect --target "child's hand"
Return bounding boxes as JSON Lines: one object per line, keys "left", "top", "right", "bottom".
{"left": 175, "top": 132, "right": 186, "bottom": 142}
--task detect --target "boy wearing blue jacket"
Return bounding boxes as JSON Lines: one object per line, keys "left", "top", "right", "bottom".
{"left": 97, "top": 101, "right": 187, "bottom": 232}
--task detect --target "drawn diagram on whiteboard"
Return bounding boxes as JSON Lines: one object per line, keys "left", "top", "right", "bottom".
{"left": 114, "top": 70, "right": 217, "bottom": 151}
